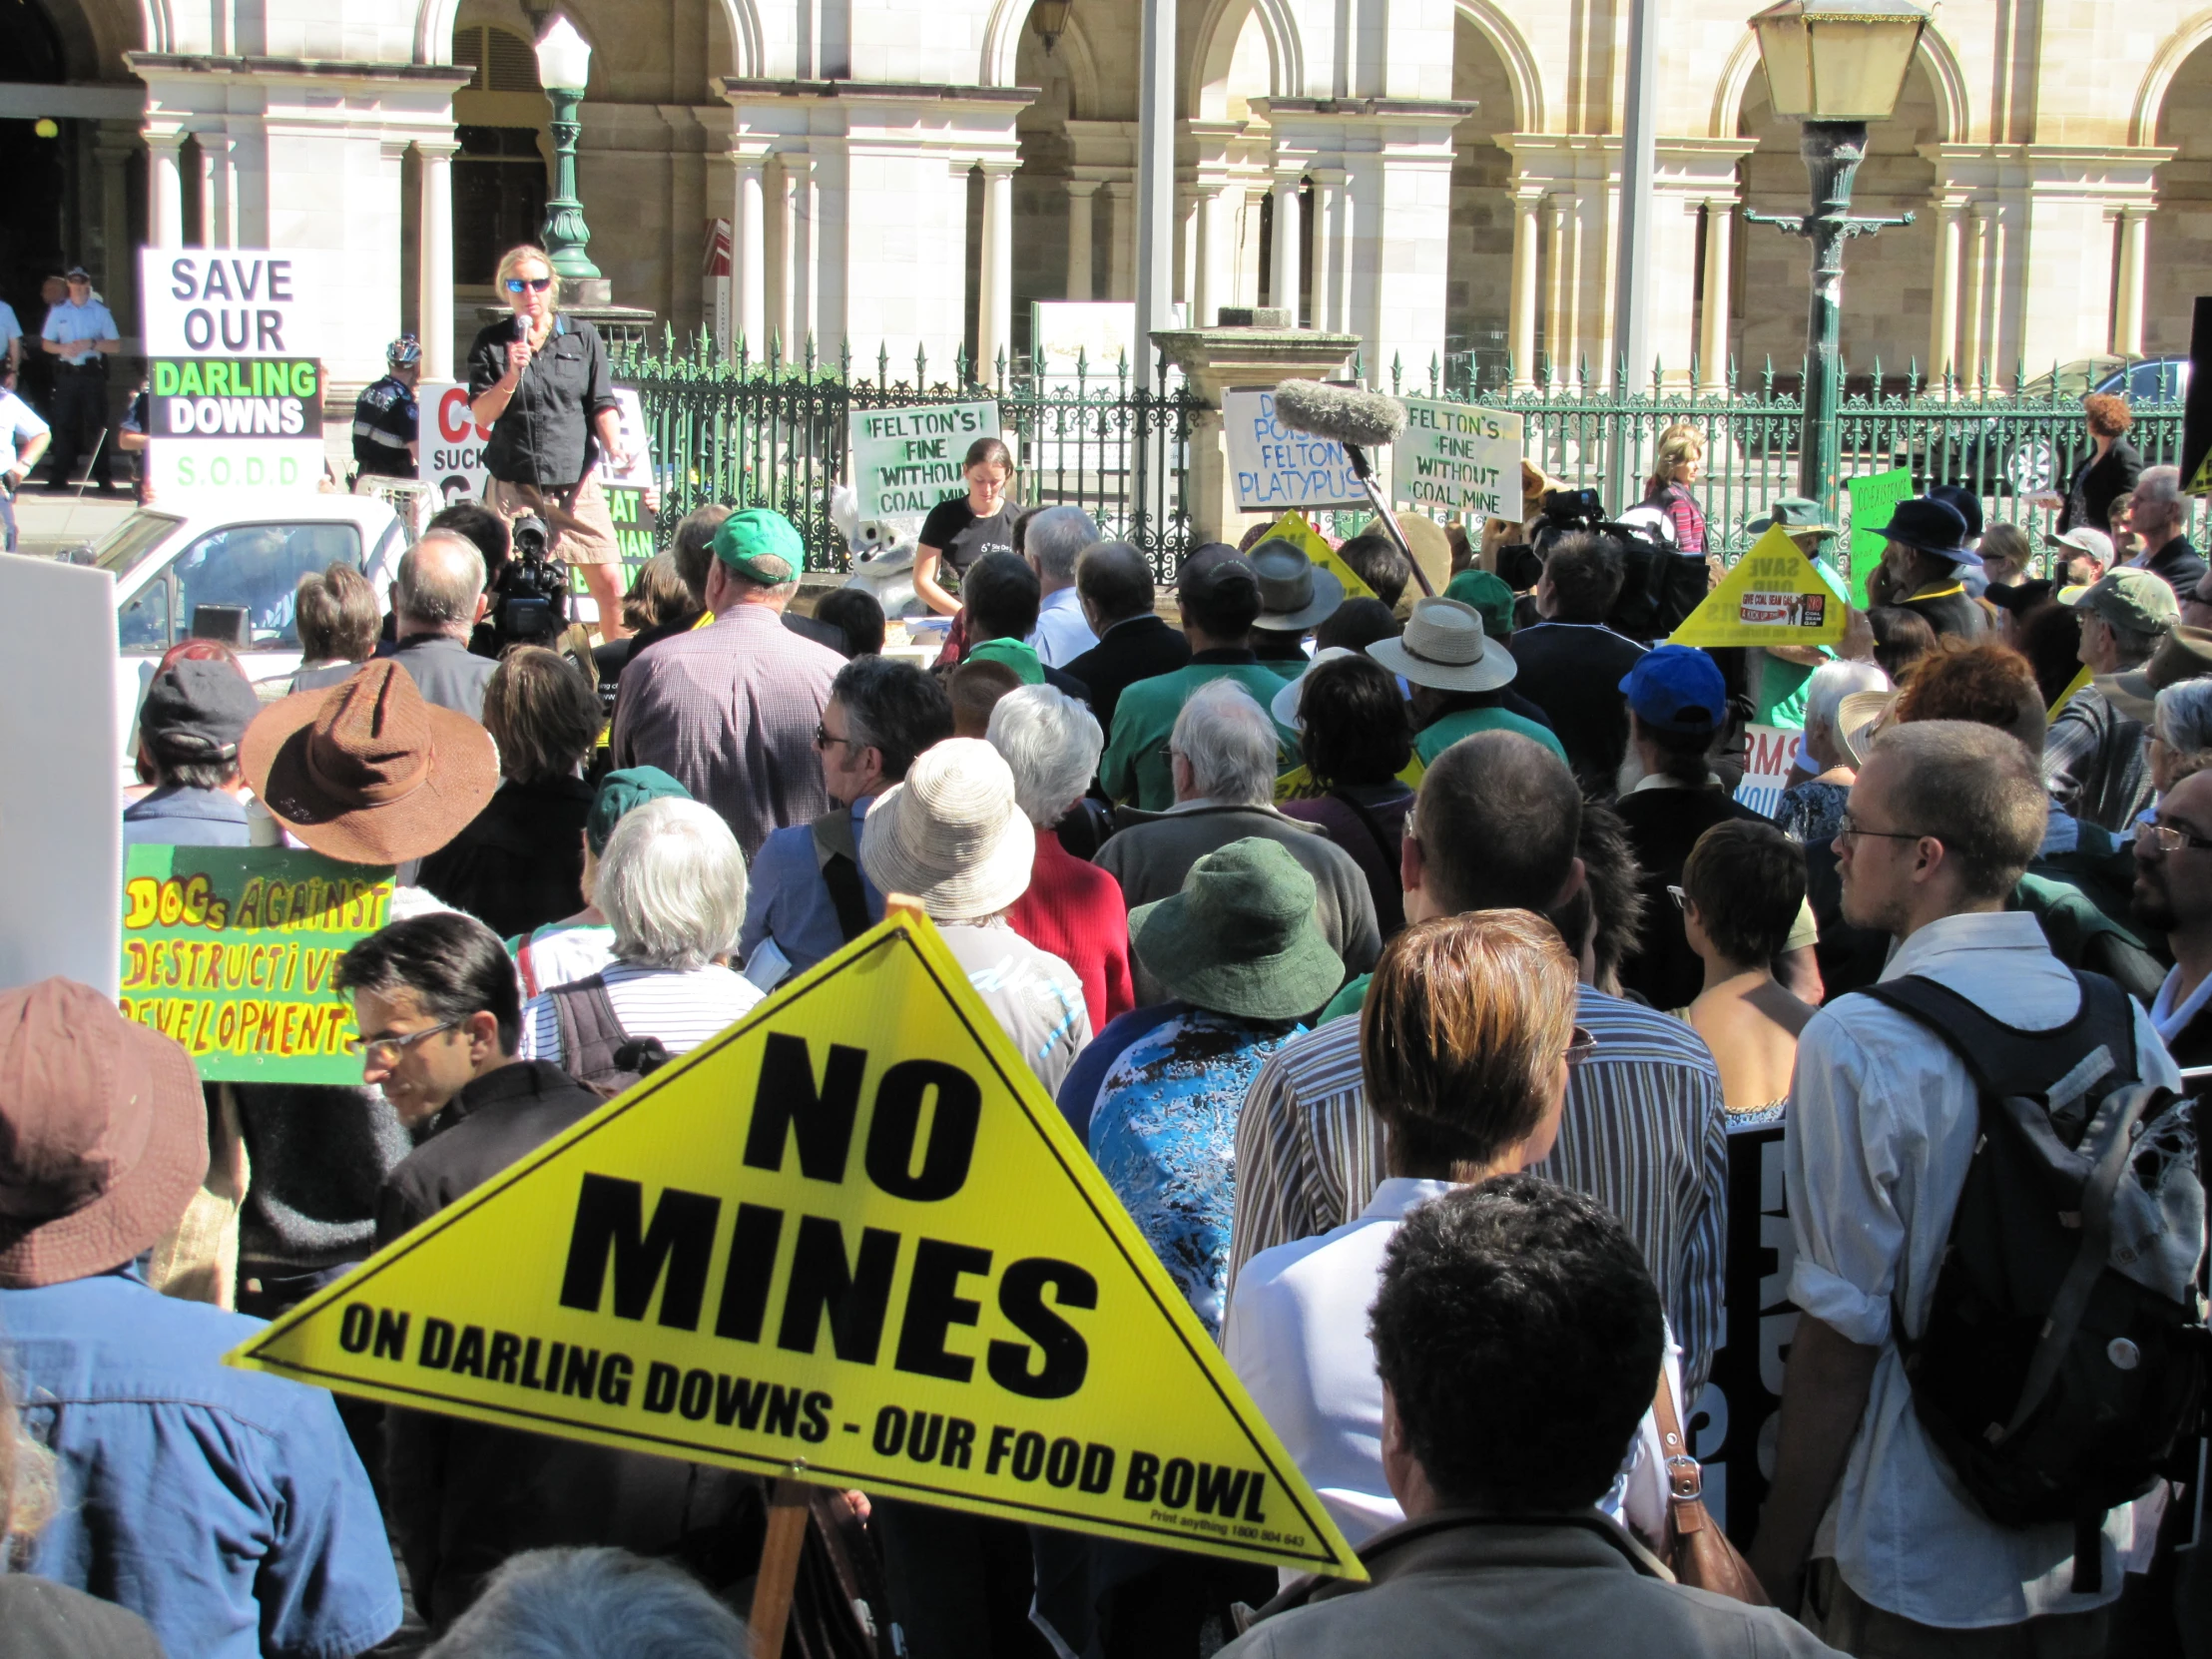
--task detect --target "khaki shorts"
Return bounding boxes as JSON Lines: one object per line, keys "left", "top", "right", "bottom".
{"left": 484, "top": 474, "right": 621, "bottom": 567}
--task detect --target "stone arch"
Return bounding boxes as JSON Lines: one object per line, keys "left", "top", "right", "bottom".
{"left": 1191, "top": 0, "right": 1301, "bottom": 112}
{"left": 2135, "top": 9, "right": 2212, "bottom": 146}
{"left": 1711, "top": 23, "right": 1966, "bottom": 143}
{"left": 1452, "top": 0, "right": 1545, "bottom": 133}
{"left": 412, "top": 0, "right": 761, "bottom": 75}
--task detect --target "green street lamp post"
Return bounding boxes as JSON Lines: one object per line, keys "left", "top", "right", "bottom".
{"left": 534, "top": 15, "right": 601, "bottom": 282}
{"left": 1744, "top": 0, "right": 1931, "bottom": 518}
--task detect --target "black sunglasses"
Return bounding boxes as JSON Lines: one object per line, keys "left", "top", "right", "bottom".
{"left": 504, "top": 276, "right": 554, "bottom": 294}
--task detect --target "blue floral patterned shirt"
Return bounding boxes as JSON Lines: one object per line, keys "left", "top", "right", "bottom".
{"left": 1087, "top": 1006, "right": 1305, "bottom": 1335}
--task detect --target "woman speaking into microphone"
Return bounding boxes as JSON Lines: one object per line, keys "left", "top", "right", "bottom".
{"left": 468, "top": 244, "right": 633, "bottom": 638}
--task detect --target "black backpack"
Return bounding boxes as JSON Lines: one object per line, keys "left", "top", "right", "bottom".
{"left": 548, "top": 975, "right": 674, "bottom": 1098}
{"left": 1857, "top": 971, "right": 2207, "bottom": 1591}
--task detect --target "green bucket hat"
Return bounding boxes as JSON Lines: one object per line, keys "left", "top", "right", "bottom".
{"left": 1129, "top": 838, "right": 1345, "bottom": 1020}
{"left": 713, "top": 507, "right": 805, "bottom": 586}
{"left": 1747, "top": 497, "right": 1838, "bottom": 538}
{"left": 586, "top": 766, "right": 692, "bottom": 855}
{"left": 1443, "top": 569, "right": 1516, "bottom": 640}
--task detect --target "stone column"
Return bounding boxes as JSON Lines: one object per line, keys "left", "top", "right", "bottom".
{"left": 415, "top": 138, "right": 459, "bottom": 380}
{"left": 1193, "top": 184, "right": 1228, "bottom": 326}
{"left": 1963, "top": 202, "right": 1997, "bottom": 387}
{"left": 1544, "top": 191, "right": 1577, "bottom": 384}
{"left": 783, "top": 152, "right": 818, "bottom": 347}
{"left": 94, "top": 132, "right": 136, "bottom": 331}
{"left": 1928, "top": 199, "right": 1963, "bottom": 387}
{"left": 2113, "top": 206, "right": 2149, "bottom": 358}
{"left": 207, "top": 130, "right": 238, "bottom": 248}
{"left": 1150, "top": 323, "right": 1363, "bottom": 543}
{"left": 1105, "top": 181, "right": 1135, "bottom": 301}
{"left": 732, "top": 153, "right": 768, "bottom": 352}
{"left": 1509, "top": 189, "right": 1542, "bottom": 391}
{"left": 1309, "top": 169, "right": 1343, "bottom": 330}
{"left": 1064, "top": 180, "right": 1099, "bottom": 300}
{"left": 189, "top": 133, "right": 217, "bottom": 247}
{"left": 977, "top": 159, "right": 1017, "bottom": 375}
{"left": 769, "top": 155, "right": 797, "bottom": 350}
{"left": 1697, "top": 200, "right": 1733, "bottom": 393}
{"left": 1270, "top": 171, "right": 1303, "bottom": 322}
{"left": 147, "top": 129, "right": 187, "bottom": 248}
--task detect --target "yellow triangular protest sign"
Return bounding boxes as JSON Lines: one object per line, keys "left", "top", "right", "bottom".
{"left": 1264, "top": 510, "right": 1378, "bottom": 604}
{"left": 226, "top": 912, "right": 1363, "bottom": 1580}
{"left": 1666, "top": 524, "right": 1848, "bottom": 648}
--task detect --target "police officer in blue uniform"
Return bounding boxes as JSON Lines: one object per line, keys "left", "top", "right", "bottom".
{"left": 39, "top": 265, "right": 120, "bottom": 492}
{"left": 352, "top": 334, "right": 421, "bottom": 482}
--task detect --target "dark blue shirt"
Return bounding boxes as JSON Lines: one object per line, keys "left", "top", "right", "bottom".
{"left": 350, "top": 374, "right": 418, "bottom": 477}
{"left": 122, "top": 785, "right": 254, "bottom": 846}
{"left": 2, "top": 1269, "right": 401, "bottom": 1659}
{"left": 1054, "top": 1001, "right": 1182, "bottom": 1142}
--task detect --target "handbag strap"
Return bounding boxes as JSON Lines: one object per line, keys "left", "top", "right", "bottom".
{"left": 1648, "top": 1362, "right": 1706, "bottom": 1513}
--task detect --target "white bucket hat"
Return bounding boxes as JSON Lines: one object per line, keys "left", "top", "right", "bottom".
{"left": 860, "top": 738, "right": 1035, "bottom": 922}
{"left": 1270, "top": 646, "right": 1357, "bottom": 729}
{"left": 1366, "top": 597, "right": 1517, "bottom": 694}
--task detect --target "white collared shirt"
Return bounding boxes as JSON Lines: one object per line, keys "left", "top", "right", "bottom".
{"left": 1786, "top": 909, "right": 2183, "bottom": 1627}
{"left": 2151, "top": 962, "right": 2212, "bottom": 1047}
{"left": 1027, "top": 585, "right": 1098, "bottom": 669}
{"left": 1225, "top": 1177, "right": 1675, "bottom": 1563}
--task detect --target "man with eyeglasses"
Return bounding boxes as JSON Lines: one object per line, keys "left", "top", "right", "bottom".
{"left": 335, "top": 908, "right": 757, "bottom": 1630}
{"left": 2133, "top": 758, "right": 2212, "bottom": 1073}
{"left": 739, "top": 655, "right": 952, "bottom": 982}
{"left": 1751, "top": 719, "right": 2184, "bottom": 1647}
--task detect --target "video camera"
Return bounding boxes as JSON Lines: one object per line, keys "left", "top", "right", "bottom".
{"left": 488, "top": 513, "right": 569, "bottom": 649}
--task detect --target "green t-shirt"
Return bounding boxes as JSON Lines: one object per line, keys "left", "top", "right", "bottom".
{"left": 965, "top": 637, "right": 1046, "bottom": 686}
{"left": 1412, "top": 705, "right": 1569, "bottom": 768}
{"left": 1317, "top": 972, "right": 1374, "bottom": 1026}
{"left": 1099, "top": 661, "right": 1303, "bottom": 811}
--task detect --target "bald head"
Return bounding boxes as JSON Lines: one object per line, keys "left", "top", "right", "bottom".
{"left": 1075, "top": 540, "right": 1155, "bottom": 628}
{"left": 396, "top": 531, "right": 489, "bottom": 636}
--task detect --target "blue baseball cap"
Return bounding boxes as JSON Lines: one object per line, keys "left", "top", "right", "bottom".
{"left": 1619, "top": 645, "right": 1727, "bottom": 733}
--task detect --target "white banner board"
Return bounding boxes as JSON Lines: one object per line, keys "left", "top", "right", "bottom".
{"left": 0, "top": 555, "right": 120, "bottom": 997}
{"left": 419, "top": 382, "right": 491, "bottom": 506}
{"left": 1395, "top": 399, "right": 1523, "bottom": 522}
{"left": 1222, "top": 386, "right": 1367, "bottom": 512}
{"left": 848, "top": 401, "right": 1004, "bottom": 520}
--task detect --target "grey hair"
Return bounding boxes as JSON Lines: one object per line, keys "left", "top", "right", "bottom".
{"left": 396, "top": 532, "right": 488, "bottom": 627}
{"left": 2136, "top": 465, "right": 2186, "bottom": 529}
{"left": 596, "top": 798, "right": 749, "bottom": 970}
{"left": 987, "top": 685, "right": 1104, "bottom": 826}
{"left": 2107, "top": 617, "right": 2163, "bottom": 668}
{"left": 2158, "top": 680, "right": 2212, "bottom": 754}
{"left": 1024, "top": 506, "right": 1101, "bottom": 583}
{"left": 1805, "top": 657, "right": 1890, "bottom": 738}
{"left": 423, "top": 1547, "right": 749, "bottom": 1659}
{"left": 1171, "top": 677, "right": 1279, "bottom": 806}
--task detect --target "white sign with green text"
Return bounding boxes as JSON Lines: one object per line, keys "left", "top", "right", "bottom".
{"left": 848, "top": 402, "right": 1005, "bottom": 520}
{"left": 1395, "top": 399, "right": 1522, "bottom": 522}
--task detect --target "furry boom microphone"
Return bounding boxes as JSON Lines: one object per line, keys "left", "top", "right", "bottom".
{"left": 1268, "top": 379, "right": 1433, "bottom": 596}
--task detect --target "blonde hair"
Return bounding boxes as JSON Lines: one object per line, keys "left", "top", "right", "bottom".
{"left": 1644, "top": 423, "right": 1705, "bottom": 498}
{"left": 2, "top": 1369, "right": 57, "bottom": 1565}
{"left": 494, "top": 245, "right": 560, "bottom": 308}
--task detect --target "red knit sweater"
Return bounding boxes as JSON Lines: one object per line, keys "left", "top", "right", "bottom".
{"left": 1009, "top": 826, "right": 1135, "bottom": 1034}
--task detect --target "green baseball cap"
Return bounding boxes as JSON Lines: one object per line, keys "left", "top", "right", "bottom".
{"left": 586, "top": 766, "right": 692, "bottom": 855}
{"left": 1443, "top": 569, "right": 1516, "bottom": 640}
{"left": 2064, "top": 565, "right": 2180, "bottom": 638}
{"left": 712, "top": 508, "right": 805, "bottom": 586}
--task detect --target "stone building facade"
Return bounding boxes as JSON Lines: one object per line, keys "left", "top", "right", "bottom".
{"left": 2, "top": 0, "right": 2207, "bottom": 392}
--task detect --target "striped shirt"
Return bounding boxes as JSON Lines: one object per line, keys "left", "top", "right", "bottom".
{"left": 1228, "top": 982, "right": 1729, "bottom": 1391}
{"left": 515, "top": 960, "right": 764, "bottom": 1067}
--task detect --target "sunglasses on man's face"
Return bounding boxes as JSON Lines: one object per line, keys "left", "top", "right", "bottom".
{"left": 505, "top": 276, "right": 554, "bottom": 294}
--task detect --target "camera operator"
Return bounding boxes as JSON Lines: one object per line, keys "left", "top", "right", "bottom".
{"left": 468, "top": 245, "right": 633, "bottom": 641}
{"left": 388, "top": 532, "right": 500, "bottom": 721}
{"left": 483, "top": 512, "right": 573, "bottom": 658}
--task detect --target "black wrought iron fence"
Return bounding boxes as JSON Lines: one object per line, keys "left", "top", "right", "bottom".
{"left": 614, "top": 332, "right": 1203, "bottom": 575}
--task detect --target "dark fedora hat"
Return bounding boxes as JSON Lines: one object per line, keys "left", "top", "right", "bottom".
{"left": 241, "top": 660, "right": 499, "bottom": 865}
{"left": 1249, "top": 540, "right": 1345, "bottom": 633}
{"left": 1870, "top": 497, "right": 1974, "bottom": 563}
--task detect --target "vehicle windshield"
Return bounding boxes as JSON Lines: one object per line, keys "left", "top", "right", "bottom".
{"left": 90, "top": 511, "right": 187, "bottom": 582}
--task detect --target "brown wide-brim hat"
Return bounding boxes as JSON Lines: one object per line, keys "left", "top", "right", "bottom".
{"left": 242, "top": 659, "right": 500, "bottom": 864}
{"left": 0, "top": 978, "right": 208, "bottom": 1288}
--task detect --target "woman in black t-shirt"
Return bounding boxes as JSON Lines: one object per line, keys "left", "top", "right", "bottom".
{"left": 913, "top": 436, "right": 1019, "bottom": 615}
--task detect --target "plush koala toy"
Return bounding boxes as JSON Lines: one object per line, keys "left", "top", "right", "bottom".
{"left": 830, "top": 484, "right": 927, "bottom": 618}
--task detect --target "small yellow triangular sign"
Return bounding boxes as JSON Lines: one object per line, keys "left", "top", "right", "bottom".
{"left": 1667, "top": 525, "right": 1848, "bottom": 648}
{"left": 1264, "top": 510, "right": 1379, "bottom": 604}
{"left": 225, "top": 912, "right": 1364, "bottom": 1579}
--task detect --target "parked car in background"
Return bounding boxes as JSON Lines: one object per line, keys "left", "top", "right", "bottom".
{"left": 1912, "top": 354, "right": 2190, "bottom": 496}
{"left": 85, "top": 493, "right": 411, "bottom": 775}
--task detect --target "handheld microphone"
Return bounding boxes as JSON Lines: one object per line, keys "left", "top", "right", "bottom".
{"left": 1269, "top": 379, "right": 1432, "bottom": 596}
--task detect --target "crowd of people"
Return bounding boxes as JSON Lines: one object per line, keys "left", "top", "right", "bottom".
{"left": 14, "top": 336, "right": 2212, "bottom": 1659}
